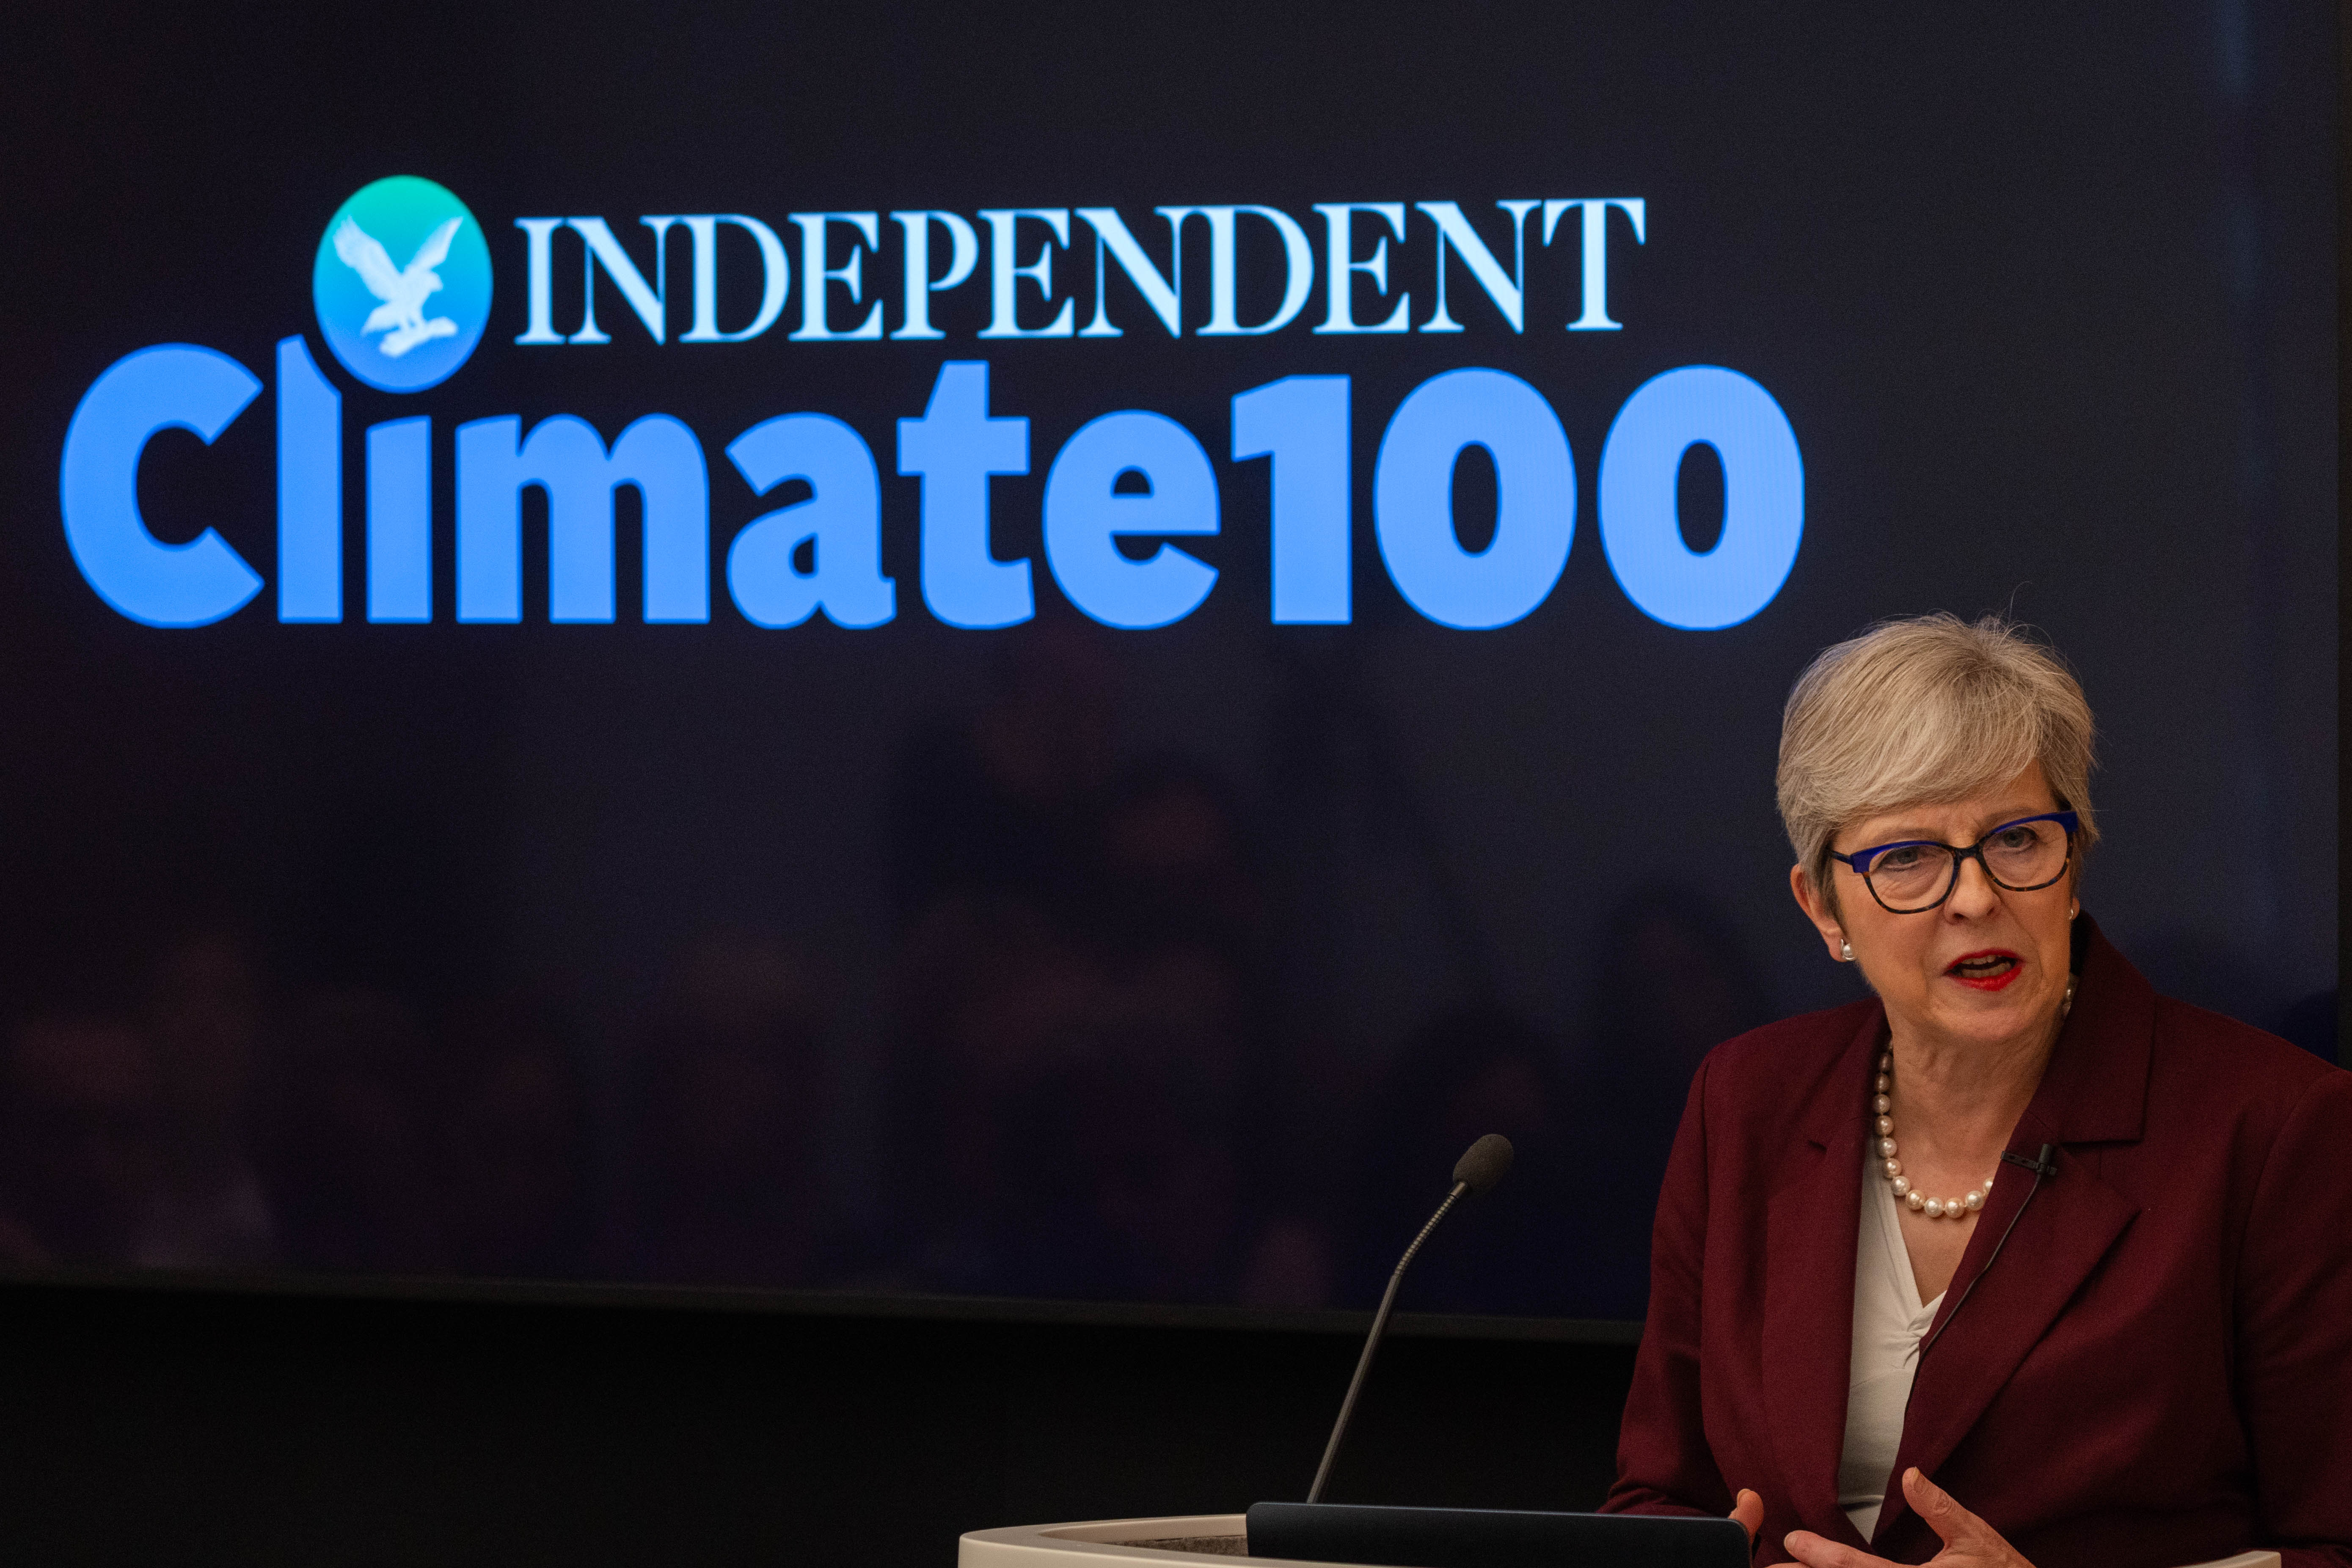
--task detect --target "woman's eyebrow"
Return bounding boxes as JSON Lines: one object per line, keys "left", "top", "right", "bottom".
{"left": 1858, "top": 805, "right": 2049, "bottom": 844}
{"left": 1853, "top": 824, "right": 1942, "bottom": 845}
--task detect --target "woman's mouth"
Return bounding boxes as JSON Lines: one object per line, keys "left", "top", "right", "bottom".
{"left": 1945, "top": 950, "right": 2023, "bottom": 991}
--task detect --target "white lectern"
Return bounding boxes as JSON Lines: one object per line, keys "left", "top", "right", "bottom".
{"left": 961, "top": 1515, "right": 1250, "bottom": 1566}
{"left": 958, "top": 1515, "right": 2284, "bottom": 1568}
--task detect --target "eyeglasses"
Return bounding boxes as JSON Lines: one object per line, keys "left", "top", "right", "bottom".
{"left": 1828, "top": 810, "right": 2079, "bottom": 914}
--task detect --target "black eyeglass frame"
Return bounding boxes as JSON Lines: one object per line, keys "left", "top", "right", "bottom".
{"left": 1828, "top": 810, "right": 2081, "bottom": 915}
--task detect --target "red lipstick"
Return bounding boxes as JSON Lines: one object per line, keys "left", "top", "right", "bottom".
{"left": 1944, "top": 949, "right": 2024, "bottom": 992}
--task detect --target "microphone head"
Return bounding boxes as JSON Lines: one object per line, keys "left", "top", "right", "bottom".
{"left": 1452, "top": 1133, "right": 1515, "bottom": 1196}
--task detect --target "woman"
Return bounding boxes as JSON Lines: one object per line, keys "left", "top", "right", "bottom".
{"left": 1603, "top": 615, "right": 2352, "bottom": 1568}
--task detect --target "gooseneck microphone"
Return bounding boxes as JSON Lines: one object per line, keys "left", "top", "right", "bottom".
{"left": 1306, "top": 1133, "right": 1514, "bottom": 1504}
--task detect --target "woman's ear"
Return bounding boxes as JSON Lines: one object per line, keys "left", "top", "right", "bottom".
{"left": 1789, "top": 863, "right": 1849, "bottom": 961}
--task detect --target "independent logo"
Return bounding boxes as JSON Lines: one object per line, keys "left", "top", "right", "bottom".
{"left": 312, "top": 175, "right": 492, "bottom": 392}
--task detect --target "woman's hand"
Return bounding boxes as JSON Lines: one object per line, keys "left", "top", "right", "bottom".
{"left": 1778, "top": 1469, "right": 2033, "bottom": 1568}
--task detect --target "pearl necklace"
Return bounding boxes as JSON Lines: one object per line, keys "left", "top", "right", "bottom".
{"left": 1873, "top": 1048, "right": 1995, "bottom": 1221}
{"left": 1874, "top": 976, "right": 2075, "bottom": 1221}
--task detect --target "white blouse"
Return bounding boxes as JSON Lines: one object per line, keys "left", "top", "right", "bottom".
{"left": 1838, "top": 1146, "right": 1944, "bottom": 1541}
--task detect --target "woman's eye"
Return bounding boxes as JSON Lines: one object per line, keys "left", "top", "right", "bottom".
{"left": 1877, "top": 846, "right": 1926, "bottom": 871}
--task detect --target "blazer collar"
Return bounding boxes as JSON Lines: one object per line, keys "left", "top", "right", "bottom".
{"left": 2010, "top": 912, "right": 2154, "bottom": 1147}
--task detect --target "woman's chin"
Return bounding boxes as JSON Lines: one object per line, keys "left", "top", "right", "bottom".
{"left": 1921, "top": 976, "right": 2059, "bottom": 1042}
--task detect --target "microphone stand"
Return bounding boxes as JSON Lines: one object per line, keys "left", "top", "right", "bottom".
{"left": 1306, "top": 1179, "right": 1469, "bottom": 1505}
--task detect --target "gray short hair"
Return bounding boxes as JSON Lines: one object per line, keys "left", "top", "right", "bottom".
{"left": 1777, "top": 614, "right": 2099, "bottom": 896}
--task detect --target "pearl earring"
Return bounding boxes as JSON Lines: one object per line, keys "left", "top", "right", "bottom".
{"left": 1839, "top": 938, "right": 1854, "bottom": 963}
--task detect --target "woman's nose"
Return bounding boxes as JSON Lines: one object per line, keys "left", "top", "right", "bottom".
{"left": 1947, "top": 853, "right": 2001, "bottom": 915}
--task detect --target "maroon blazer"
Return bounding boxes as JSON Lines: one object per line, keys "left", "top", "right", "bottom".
{"left": 1602, "top": 917, "right": 2352, "bottom": 1568}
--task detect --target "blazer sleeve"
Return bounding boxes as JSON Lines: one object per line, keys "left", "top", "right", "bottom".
{"left": 2236, "top": 1068, "right": 2352, "bottom": 1568}
{"left": 1602, "top": 1055, "right": 1731, "bottom": 1518}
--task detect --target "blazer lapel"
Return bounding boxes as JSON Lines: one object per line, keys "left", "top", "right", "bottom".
{"left": 1873, "top": 917, "right": 2152, "bottom": 1547}
{"left": 1878, "top": 1152, "right": 2138, "bottom": 1548}
{"left": 1763, "top": 1005, "right": 1884, "bottom": 1545}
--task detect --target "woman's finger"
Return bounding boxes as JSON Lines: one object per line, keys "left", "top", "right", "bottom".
{"left": 1900, "top": 1467, "right": 2011, "bottom": 1556}
{"left": 1782, "top": 1529, "right": 1899, "bottom": 1568}
{"left": 1730, "top": 1488, "right": 1765, "bottom": 1544}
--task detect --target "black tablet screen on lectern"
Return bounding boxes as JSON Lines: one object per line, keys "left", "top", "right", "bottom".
{"left": 1246, "top": 1501, "right": 1751, "bottom": 1568}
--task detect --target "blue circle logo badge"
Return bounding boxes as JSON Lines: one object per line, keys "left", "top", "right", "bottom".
{"left": 313, "top": 176, "right": 492, "bottom": 393}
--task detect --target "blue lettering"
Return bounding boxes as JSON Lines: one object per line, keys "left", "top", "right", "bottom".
{"left": 1233, "top": 376, "right": 1350, "bottom": 623}
{"left": 515, "top": 219, "right": 566, "bottom": 345}
{"left": 724, "top": 413, "right": 894, "bottom": 628}
{"left": 59, "top": 344, "right": 266, "bottom": 628}
{"left": 455, "top": 413, "right": 710, "bottom": 622}
{"left": 1075, "top": 208, "right": 1187, "bottom": 338}
{"left": 1597, "top": 365, "right": 1802, "bottom": 630}
{"left": 1417, "top": 201, "right": 1540, "bottom": 333}
{"left": 1543, "top": 199, "right": 1646, "bottom": 332}
{"left": 567, "top": 217, "right": 677, "bottom": 344}
{"left": 978, "top": 210, "right": 1075, "bottom": 339}
{"left": 367, "top": 416, "right": 432, "bottom": 623}
{"left": 679, "top": 216, "right": 790, "bottom": 343}
{"left": 789, "top": 213, "right": 884, "bottom": 342}
{"left": 1312, "top": 203, "right": 1410, "bottom": 335}
{"left": 276, "top": 336, "right": 342, "bottom": 622}
{"left": 897, "top": 361, "right": 1033, "bottom": 629}
{"left": 1187, "top": 207, "right": 1315, "bottom": 337}
{"left": 889, "top": 212, "right": 980, "bottom": 342}
{"left": 1044, "top": 411, "right": 1218, "bottom": 630}
{"left": 1372, "top": 367, "right": 1574, "bottom": 630}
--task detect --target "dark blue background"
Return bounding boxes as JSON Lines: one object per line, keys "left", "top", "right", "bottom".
{"left": 0, "top": 0, "right": 2333, "bottom": 1323}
